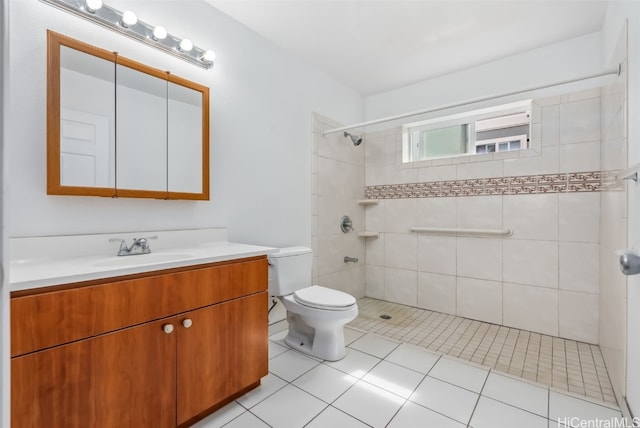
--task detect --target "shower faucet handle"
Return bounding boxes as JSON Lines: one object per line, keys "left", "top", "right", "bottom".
{"left": 340, "top": 215, "right": 353, "bottom": 233}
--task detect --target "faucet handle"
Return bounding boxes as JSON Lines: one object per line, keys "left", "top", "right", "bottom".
{"left": 109, "top": 238, "right": 128, "bottom": 255}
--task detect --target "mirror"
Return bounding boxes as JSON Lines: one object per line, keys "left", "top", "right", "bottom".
{"left": 47, "top": 31, "right": 210, "bottom": 200}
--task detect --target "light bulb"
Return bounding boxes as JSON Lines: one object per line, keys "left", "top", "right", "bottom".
{"left": 203, "top": 50, "right": 216, "bottom": 62}
{"left": 152, "top": 26, "right": 167, "bottom": 40}
{"left": 85, "top": 0, "right": 102, "bottom": 12}
{"left": 179, "top": 39, "right": 193, "bottom": 52}
{"left": 121, "top": 10, "right": 137, "bottom": 27}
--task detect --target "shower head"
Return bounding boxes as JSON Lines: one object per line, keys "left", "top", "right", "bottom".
{"left": 344, "top": 131, "right": 363, "bottom": 146}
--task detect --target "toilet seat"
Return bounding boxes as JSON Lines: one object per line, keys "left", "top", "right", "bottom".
{"left": 293, "top": 285, "right": 356, "bottom": 311}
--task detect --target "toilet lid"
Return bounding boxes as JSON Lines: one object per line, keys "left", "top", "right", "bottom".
{"left": 293, "top": 285, "right": 356, "bottom": 310}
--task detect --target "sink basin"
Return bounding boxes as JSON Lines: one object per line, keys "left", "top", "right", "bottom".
{"left": 92, "top": 253, "right": 193, "bottom": 267}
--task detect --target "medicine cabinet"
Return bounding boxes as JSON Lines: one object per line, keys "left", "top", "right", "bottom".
{"left": 47, "top": 31, "right": 210, "bottom": 200}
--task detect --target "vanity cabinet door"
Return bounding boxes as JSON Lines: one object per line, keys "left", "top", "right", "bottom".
{"left": 176, "top": 292, "right": 268, "bottom": 425}
{"left": 11, "top": 317, "right": 177, "bottom": 428}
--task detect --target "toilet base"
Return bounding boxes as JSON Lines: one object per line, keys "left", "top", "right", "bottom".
{"left": 282, "top": 306, "right": 357, "bottom": 361}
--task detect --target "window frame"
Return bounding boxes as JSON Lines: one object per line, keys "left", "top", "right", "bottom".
{"left": 402, "top": 100, "right": 532, "bottom": 163}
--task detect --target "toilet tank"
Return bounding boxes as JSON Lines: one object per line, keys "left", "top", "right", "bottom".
{"left": 268, "top": 246, "right": 313, "bottom": 296}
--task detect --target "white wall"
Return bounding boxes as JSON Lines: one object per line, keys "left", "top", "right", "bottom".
{"left": 365, "top": 32, "right": 604, "bottom": 122}
{"left": 6, "top": 0, "right": 363, "bottom": 248}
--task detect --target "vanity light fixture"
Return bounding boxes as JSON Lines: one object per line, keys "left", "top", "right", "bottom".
{"left": 179, "top": 38, "right": 193, "bottom": 52}
{"left": 85, "top": 0, "right": 102, "bottom": 13}
{"left": 40, "top": 0, "right": 215, "bottom": 69}
{"left": 152, "top": 26, "right": 167, "bottom": 41}
{"left": 120, "top": 10, "right": 137, "bottom": 28}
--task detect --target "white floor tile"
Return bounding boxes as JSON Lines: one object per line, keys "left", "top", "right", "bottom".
{"left": 549, "top": 391, "right": 622, "bottom": 423}
{"left": 410, "top": 376, "right": 479, "bottom": 424}
{"left": 428, "top": 356, "right": 489, "bottom": 393}
{"left": 268, "top": 341, "right": 289, "bottom": 359}
{"left": 236, "top": 372, "right": 287, "bottom": 409}
{"left": 362, "top": 361, "right": 425, "bottom": 398}
{"left": 325, "top": 348, "right": 381, "bottom": 378}
{"left": 387, "top": 401, "right": 465, "bottom": 428}
{"left": 191, "top": 401, "right": 246, "bottom": 428}
{"left": 305, "top": 406, "right": 370, "bottom": 428}
{"left": 470, "top": 397, "right": 548, "bottom": 428}
{"left": 333, "top": 381, "right": 406, "bottom": 428}
{"left": 349, "top": 333, "right": 400, "bottom": 358}
{"left": 269, "top": 329, "right": 288, "bottom": 345}
{"left": 268, "top": 349, "right": 321, "bottom": 382}
{"left": 344, "top": 327, "right": 366, "bottom": 345}
{"left": 292, "top": 364, "right": 358, "bottom": 403}
{"left": 385, "top": 343, "right": 441, "bottom": 374}
{"left": 482, "top": 372, "right": 549, "bottom": 417}
{"left": 251, "top": 384, "right": 327, "bottom": 428}
{"left": 222, "top": 411, "right": 270, "bottom": 428}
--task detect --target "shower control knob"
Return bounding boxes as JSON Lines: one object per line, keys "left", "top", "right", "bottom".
{"left": 163, "top": 324, "right": 174, "bottom": 334}
{"left": 182, "top": 319, "right": 193, "bottom": 328}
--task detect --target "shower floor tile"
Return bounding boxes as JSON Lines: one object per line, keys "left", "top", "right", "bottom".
{"left": 348, "top": 297, "right": 617, "bottom": 406}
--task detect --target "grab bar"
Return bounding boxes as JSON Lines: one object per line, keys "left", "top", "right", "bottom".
{"left": 409, "top": 227, "right": 513, "bottom": 237}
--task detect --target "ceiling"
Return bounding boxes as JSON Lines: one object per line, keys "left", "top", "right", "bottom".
{"left": 206, "top": 0, "right": 609, "bottom": 96}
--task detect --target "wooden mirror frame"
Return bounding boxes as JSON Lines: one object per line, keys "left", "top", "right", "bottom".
{"left": 47, "top": 31, "right": 210, "bottom": 200}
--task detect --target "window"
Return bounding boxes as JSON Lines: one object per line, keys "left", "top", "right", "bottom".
{"left": 403, "top": 101, "right": 531, "bottom": 162}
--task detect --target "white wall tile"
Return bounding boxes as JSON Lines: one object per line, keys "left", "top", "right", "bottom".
{"left": 365, "top": 200, "right": 385, "bottom": 232}
{"left": 503, "top": 146, "right": 559, "bottom": 176}
{"left": 503, "top": 240, "right": 558, "bottom": 288}
{"left": 384, "top": 199, "right": 418, "bottom": 233}
{"left": 418, "top": 272, "right": 456, "bottom": 314}
{"left": 541, "top": 105, "right": 560, "bottom": 147}
{"left": 559, "top": 290, "right": 599, "bottom": 343}
{"left": 503, "top": 194, "right": 558, "bottom": 241}
{"left": 418, "top": 235, "right": 456, "bottom": 275}
{"left": 366, "top": 265, "right": 385, "bottom": 299}
{"left": 559, "top": 242, "right": 599, "bottom": 293}
{"left": 385, "top": 164, "right": 418, "bottom": 184}
{"left": 418, "top": 165, "right": 457, "bottom": 182}
{"left": 457, "top": 160, "right": 503, "bottom": 180}
{"left": 457, "top": 277, "right": 502, "bottom": 324}
{"left": 457, "top": 237, "right": 502, "bottom": 281}
{"left": 417, "top": 197, "right": 457, "bottom": 229}
{"left": 365, "top": 233, "right": 385, "bottom": 266}
{"left": 385, "top": 268, "right": 418, "bottom": 306}
{"left": 560, "top": 97, "right": 600, "bottom": 145}
{"left": 385, "top": 233, "right": 418, "bottom": 270}
{"left": 559, "top": 193, "right": 600, "bottom": 243}
{"left": 559, "top": 141, "right": 601, "bottom": 173}
{"left": 457, "top": 196, "right": 502, "bottom": 230}
{"left": 365, "top": 162, "right": 387, "bottom": 186}
{"left": 503, "top": 283, "right": 559, "bottom": 336}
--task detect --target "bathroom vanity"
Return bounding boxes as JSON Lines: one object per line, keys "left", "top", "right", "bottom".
{"left": 9, "top": 229, "right": 271, "bottom": 428}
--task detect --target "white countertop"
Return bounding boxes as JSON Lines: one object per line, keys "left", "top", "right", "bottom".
{"left": 9, "top": 229, "right": 275, "bottom": 291}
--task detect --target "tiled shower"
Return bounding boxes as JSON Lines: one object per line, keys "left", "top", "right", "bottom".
{"left": 312, "top": 80, "right": 628, "bottom": 404}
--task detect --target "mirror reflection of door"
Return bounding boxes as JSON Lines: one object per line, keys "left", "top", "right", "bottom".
{"left": 60, "top": 109, "right": 110, "bottom": 187}
{"left": 59, "top": 45, "right": 115, "bottom": 188}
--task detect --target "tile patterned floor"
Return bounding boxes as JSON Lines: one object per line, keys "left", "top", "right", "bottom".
{"left": 193, "top": 325, "right": 623, "bottom": 428}
{"left": 349, "top": 297, "right": 617, "bottom": 405}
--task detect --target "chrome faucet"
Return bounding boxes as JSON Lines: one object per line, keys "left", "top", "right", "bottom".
{"left": 109, "top": 236, "right": 157, "bottom": 256}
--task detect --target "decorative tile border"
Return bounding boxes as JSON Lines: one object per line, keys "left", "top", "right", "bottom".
{"left": 364, "top": 170, "right": 623, "bottom": 199}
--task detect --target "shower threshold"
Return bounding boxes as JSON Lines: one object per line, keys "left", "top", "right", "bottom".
{"left": 349, "top": 297, "right": 616, "bottom": 406}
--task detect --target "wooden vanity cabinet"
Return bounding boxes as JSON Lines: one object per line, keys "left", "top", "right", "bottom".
{"left": 10, "top": 256, "right": 268, "bottom": 428}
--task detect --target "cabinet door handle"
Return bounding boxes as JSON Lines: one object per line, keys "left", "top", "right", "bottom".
{"left": 182, "top": 319, "right": 193, "bottom": 328}
{"left": 163, "top": 324, "right": 174, "bottom": 334}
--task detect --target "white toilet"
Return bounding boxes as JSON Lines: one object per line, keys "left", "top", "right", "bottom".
{"left": 268, "top": 246, "right": 358, "bottom": 361}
